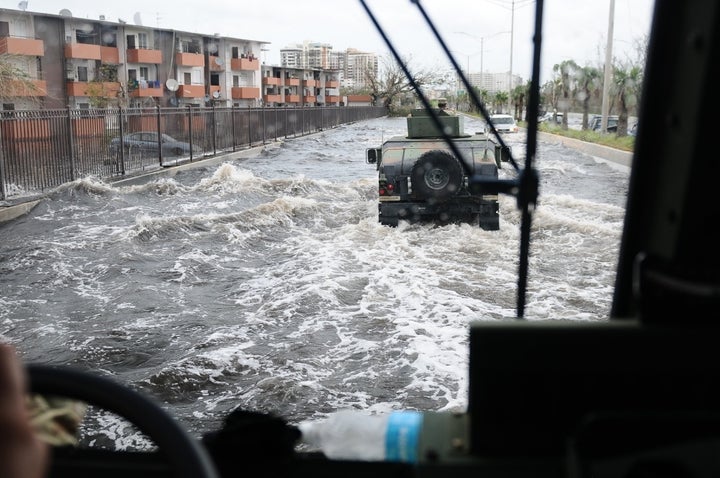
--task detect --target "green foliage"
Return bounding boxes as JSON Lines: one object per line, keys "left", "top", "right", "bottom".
{"left": 532, "top": 121, "right": 635, "bottom": 152}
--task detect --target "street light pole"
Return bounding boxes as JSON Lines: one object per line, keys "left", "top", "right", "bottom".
{"left": 454, "top": 30, "right": 511, "bottom": 100}
{"left": 480, "top": 37, "right": 484, "bottom": 90}
{"left": 600, "top": 0, "right": 615, "bottom": 133}
{"left": 508, "top": 0, "right": 515, "bottom": 116}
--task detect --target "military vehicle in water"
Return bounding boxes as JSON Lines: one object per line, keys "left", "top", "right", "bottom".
{"left": 366, "top": 105, "right": 508, "bottom": 230}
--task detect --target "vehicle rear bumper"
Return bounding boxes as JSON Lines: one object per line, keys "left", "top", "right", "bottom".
{"left": 379, "top": 198, "right": 497, "bottom": 220}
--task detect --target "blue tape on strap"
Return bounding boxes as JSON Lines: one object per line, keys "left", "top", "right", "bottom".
{"left": 385, "top": 411, "right": 423, "bottom": 463}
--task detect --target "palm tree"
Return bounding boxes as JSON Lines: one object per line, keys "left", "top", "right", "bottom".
{"left": 512, "top": 83, "right": 527, "bottom": 121}
{"left": 612, "top": 64, "right": 642, "bottom": 136}
{"left": 493, "top": 92, "right": 508, "bottom": 114}
{"left": 575, "top": 66, "right": 601, "bottom": 130}
{"left": 552, "top": 60, "right": 579, "bottom": 130}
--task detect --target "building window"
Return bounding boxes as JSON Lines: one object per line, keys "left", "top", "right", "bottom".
{"left": 77, "top": 66, "right": 88, "bottom": 82}
{"left": 2, "top": 103, "right": 15, "bottom": 111}
{"left": 138, "top": 33, "right": 148, "bottom": 49}
{"left": 183, "top": 72, "right": 191, "bottom": 85}
{"left": 232, "top": 76, "right": 239, "bottom": 87}
{"left": 139, "top": 67, "right": 149, "bottom": 80}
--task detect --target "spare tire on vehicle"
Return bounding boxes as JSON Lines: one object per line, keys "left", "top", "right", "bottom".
{"left": 411, "top": 150, "right": 464, "bottom": 201}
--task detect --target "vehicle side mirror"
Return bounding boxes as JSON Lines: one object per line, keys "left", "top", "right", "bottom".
{"left": 366, "top": 148, "right": 381, "bottom": 165}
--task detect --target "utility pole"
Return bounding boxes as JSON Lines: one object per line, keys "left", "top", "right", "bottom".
{"left": 508, "top": 0, "right": 514, "bottom": 115}
{"left": 480, "top": 37, "right": 484, "bottom": 91}
{"left": 600, "top": 0, "right": 615, "bottom": 132}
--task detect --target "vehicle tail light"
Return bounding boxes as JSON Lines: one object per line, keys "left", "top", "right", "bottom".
{"left": 379, "top": 183, "right": 395, "bottom": 196}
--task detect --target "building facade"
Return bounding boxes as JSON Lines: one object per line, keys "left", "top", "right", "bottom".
{"left": 0, "top": 7, "right": 342, "bottom": 110}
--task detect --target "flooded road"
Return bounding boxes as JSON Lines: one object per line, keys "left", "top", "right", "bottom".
{"left": 0, "top": 115, "right": 629, "bottom": 448}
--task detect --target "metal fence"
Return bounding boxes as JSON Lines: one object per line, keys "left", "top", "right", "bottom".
{"left": 0, "top": 105, "right": 387, "bottom": 201}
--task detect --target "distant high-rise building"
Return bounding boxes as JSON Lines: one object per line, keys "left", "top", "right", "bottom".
{"left": 344, "top": 48, "right": 378, "bottom": 89}
{"left": 280, "top": 43, "right": 378, "bottom": 90}
{"left": 280, "top": 41, "right": 333, "bottom": 69}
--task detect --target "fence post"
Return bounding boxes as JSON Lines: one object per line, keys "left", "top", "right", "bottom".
{"left": 262, "top": 103, "right": 266, "bottom": 145}
{"left": 118, "top": 107, "right": 126, "bottom": 175}
{"left": 66, "top": 107, "right": 76, "bottom": 180}
{"left": 187, "top": 105, "right": 194, "bottom": 161}
{"left": 211, "top": 103, "right": 217, "bottom": 156}
{"left": 156, "top": 105, "right": 163, "bottom": 166}
{"left": 231, "top": 104, "right": 236, "bottom": 152}
{"left": 0, "top": 117, "right": 6, "bottom": 201}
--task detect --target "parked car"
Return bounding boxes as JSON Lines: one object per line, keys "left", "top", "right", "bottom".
{"left": 109, "top": 132, "right": 192, "bottom": 157}
{"left": 589, "top": 115, "right": 618, "bottom": 132}
{"left": 489, "top": 114, "right": 518, "bottom": 133}
{"left": 629, "top": 122, "right": 638, "bottom": 136}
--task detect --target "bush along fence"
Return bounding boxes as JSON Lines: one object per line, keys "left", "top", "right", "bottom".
{"left": 0, "top": 105, "right": 387, "bottom": 201}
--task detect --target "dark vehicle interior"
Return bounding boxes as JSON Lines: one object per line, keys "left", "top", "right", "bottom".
{"left": 28, "top": 0, "right": 720, "bottom": 476}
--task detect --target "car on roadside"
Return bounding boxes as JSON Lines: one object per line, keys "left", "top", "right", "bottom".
{"left": 589, "top": 115, "right": 618, "bottom": 132}
{"left": 489, "top": 114, "right": 519, "bottom": 133}
{"left": 109, "top": 132, "right": 192, "bottom": 157}
{"left": 629, "top": 122, "right": 638, "bottom": 136}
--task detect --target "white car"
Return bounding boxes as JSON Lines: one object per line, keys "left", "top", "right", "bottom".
{"left": 489, "top": 114, "right": 519, "bottom": 133}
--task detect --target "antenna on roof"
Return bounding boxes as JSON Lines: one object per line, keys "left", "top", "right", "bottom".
{"left": 18, "top": 1, "right": 28, "bottom": 11}
{"left": 59, "top": 8, "right": 72, "bottom": 17}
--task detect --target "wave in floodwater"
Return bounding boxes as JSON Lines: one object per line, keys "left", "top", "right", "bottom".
{"left": 0, "top": 116, "right": 629, "bottom": 448}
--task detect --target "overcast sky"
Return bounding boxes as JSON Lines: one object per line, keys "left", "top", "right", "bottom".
{"left": 17, "top": 0, "right": 656, "bottom": 84}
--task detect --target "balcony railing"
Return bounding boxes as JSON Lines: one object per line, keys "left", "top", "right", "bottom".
{"left": 262, "top": 77, "right": 283, "bottom": 86}
{"left": 303, "top": 80, "right": 317, "bottom": 87}
{"left": 129, "top": 84, "right": 163, "bottom": 97}
{"left": 175, "top": 52, "right": 205, "bottom": 67}
{"left": 65, "top": 43, "right": 102, "bottom": 60}
{"left": 5, "top": 79, "right": 47, "bottom": 97}
{"left": 230, "top": 57, "right": 260, "bottom": 71}
{"left": 177, "top": 84, "right": 205, "bottom": 98}
{"left": 231, "top": 87, "right": 260, "bottom": 99}
{"left": 263, "top": 94, "right": 281, "bottom": 103}
{"left": 100, "top": 46, "right": 120, "bottom": 64}
{"left": 0, "top": 37, "right": 44, "bottom": 56}
{"left": 127, "top": 48, "right": 162, "bottom": 64}
{"left": 286, "top": 95, "right": 300, "bottom": 103}
{"left": 326, "top": 80, "right": 340, "bottom": 88}
{"left": 286, "top": 78, "right": 300, "bottom": 86}
{"left": 66, "top": 81, "right": 121, "bottom": 97}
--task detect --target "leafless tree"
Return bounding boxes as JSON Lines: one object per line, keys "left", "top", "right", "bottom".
{"left": 0, "top": 54, "right": 42, "bottom": 106}
{"left": 364, "top": 54, "right": 445, "bottom": 113}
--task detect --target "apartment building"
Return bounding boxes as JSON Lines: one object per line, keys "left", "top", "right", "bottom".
{"left": 261, "top": 65, "right": 340, "bottom": 107}
{"left": 0, "top": 7, "right": 341, "bottom": 110}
